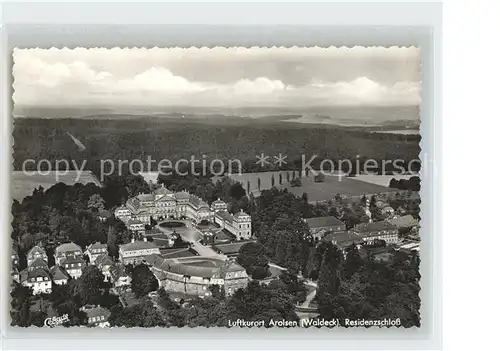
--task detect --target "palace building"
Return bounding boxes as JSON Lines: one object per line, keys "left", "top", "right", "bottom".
{"left": 115, "top": 185, "right": 252, "bottom": 239}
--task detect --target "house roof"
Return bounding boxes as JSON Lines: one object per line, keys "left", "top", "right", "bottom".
{"left": 304, "top": 216, "right": 345, "bottom": 229}
{"left": 60, "top": 254, "right": 86, "bottom": 266}
{"left": 50, "top": 265, "right": 71, "bottom": 281}
{"left": 55, "top": 242, "right": 82, "bottom": 254}
{"left": 94, "top": 254, "right": 113, "bottom": 267}
{"left": 87, "top": 242, "right": 107, "bottom": 251}
{"left": 119, "top": 240, "right": 159, "bottom": 252}
{"left": 323, "top": 231, "right": 363, "bottom": 244}
{"left": 220, "top": 260, "right": 246, "bottom": 274}
{"left": 233, "top": 209, "right": 250, "bottom": 218}
{"left": 21, "top": 267, "right": 51, "bottom": 282}
{"left": 137, "top": 193, "right": 155, "bottom": 202}
{"left": 84, "top": 306, "right": 111, "bottom": 321}
{"left": 27, "top": 245, "right": 46, "bottom": 257}
{"left": 354, "top": 221, "right": 397, "bottom": 234}
{"left": 154, "top": 185, "right": 173, "bottom": 196}
{"left": 213, "top": 241, "right": 256, "bottom": 255}
{"left": 109, "top": 264, "right": 129, "bottom": 279}
{"left": 29, "top": 257, "right": 49, "bottom": 269}
{"left": 387, "top": 215, "right": 419, "bottom": 228}
{"left": 211, "top": 198, "right": 226, "bottom": 206}
{"left": 189, "top": 194, "right": 209, "bottom": 209}
{"left": 175, "top": 191, "right": 190, "bottom": 200}
{"left": 216, "top": 211, "right": 234, "bottom": 222}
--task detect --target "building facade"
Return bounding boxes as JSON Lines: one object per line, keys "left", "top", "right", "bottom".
{"left": 214, "top": 209, "right": 252, "bottom": 240}
{"left": 147, "top": 256, "right": 248, "bottom": 297}
{"left": 85, "top": 242, "right": 108, "bottom": 264}
{"left": 118, "top": 239, "right": 161, "bottom": 265}
{"left": 352, "top": 222, "right": 399, "bottom": 245}
{"left": 54, "top": 242, "right": 83, "bottom": 266}
{"left": 304, "top": 216, "right": 347, "bottom": 240}
{"left": 114, "top": 186, "right": 252, "bottom": 238}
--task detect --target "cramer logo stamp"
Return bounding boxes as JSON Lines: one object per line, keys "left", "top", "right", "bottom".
{"left": 44, "top": 314, "right": 69, "bottom": 327}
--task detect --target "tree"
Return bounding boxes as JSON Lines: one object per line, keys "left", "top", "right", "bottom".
{"left": 107, "top": 226, "right": 118, "bottom": 258}
{"left": 257, "top": 177, "right": 261, "bottom": 190}
{"left": 279, "top": 173, "right": 283, "bottom": 184}
{"left": 76, "top": 265, "right": 105, "bottom": 305}
{"left": 129, "top": 264, "right": 159, "bottom": 297}
{"left": 229, "top": 182, "right": 246, "bottom": 200}
{"left": 236, "top": 242, "right": 269, "bottom": 278}
{"left": 317, "top": 243, "right": 343, "bottom": 316}
{"left": 87, "top": 194, "right": 105, "bottom": 212}
{"left": 157, "top": 288, "right": 179, "bottom": 310}
{"left": 271, "top": 174, "right": 275, "bottom": 187}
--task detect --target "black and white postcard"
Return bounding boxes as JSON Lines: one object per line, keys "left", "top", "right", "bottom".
{"left": 10, "top": 46, "right": 421, "bottom": 329}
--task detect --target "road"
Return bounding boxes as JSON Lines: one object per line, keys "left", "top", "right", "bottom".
{"left": 157, "top": 220, "right": 225, "bottom": 258}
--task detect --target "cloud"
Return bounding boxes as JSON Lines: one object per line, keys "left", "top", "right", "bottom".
{"left": 13, "top": 48, "right": 420, "bottom": 108}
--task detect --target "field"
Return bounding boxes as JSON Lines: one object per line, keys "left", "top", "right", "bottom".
{"left": 11, "top": 171, "right": 101, "bottom": 202}
{"left": 277, "top": 174, "right": 397, "bottom": 202}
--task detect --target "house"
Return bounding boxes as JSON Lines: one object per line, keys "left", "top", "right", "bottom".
{"left": 54, "top": 242, "right": 83, "bottom": 265}
{"left": 304, "top": 216, "right": 346, "bottom": 240}
{"left": 82, "top": 305, "right": 111, "bottom": 327}
{"left": 60, "top": 254, "right": 86, "bottom": 279}
{"left": 20, "top": 267, "right": 52, "bottom": 294}
{"left": 85, "top": 242, "right": 108, "bottom": 264}
{"left": 322, "top": 231, "right": 364, "bottom": 251}
{"left": 94, "top": 254, "right": 114, "bottom": 281}
{"left": 26, "top": 245, "right": 48, "bottom": 267}
{"left": 50, "top": 265, "right": 71, "bottom": 285}
{"left": 118, "top": 238, "right": 161, "bottom": 265}
{"left": 214, "top": 209, "right": 252, "bottom": 240}
{"left": 127, "top": 219, "right": 146, "bottom": 234}
{"left": 352, "top": 221, "right": 399, "bottom": 245}
{"left": 387, "top": 215, "right": 419, "bottom": 229}
{"left": 109, "top": 264, "right": 131, "bottom": 290}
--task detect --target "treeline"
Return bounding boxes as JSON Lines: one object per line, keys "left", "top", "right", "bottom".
{"left": 389, "top": 176, "right": 421, "bottom": 191}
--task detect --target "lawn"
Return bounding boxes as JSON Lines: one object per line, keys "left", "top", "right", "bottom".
{"left": 277, "top": 174, "right": 397, "bottom": 202}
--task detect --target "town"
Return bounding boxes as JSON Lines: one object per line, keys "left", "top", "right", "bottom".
{"left": 10, "top": 170, "right": 421, "bottom": 328}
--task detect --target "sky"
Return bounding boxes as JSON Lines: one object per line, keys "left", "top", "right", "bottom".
{"left": 13, "top": 46, "right": 420, "bottom": 111}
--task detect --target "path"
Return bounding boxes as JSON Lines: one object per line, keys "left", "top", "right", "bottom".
{"left": 157, "top": 220, "right": 226, "bottom": 258}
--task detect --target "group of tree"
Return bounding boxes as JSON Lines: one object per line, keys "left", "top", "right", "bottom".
{"left": 389, "top": 176, "right": 421, "bottom": 191}
{"left": 236, "top": 242, "right": 270, "bottom": 279}
{"left": 308, "top": 242, "right": 420, "bottom": 327}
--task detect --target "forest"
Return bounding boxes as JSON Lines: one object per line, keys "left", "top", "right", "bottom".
{"left": 13, "top": 117, "right": 421, "bottom": 176}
